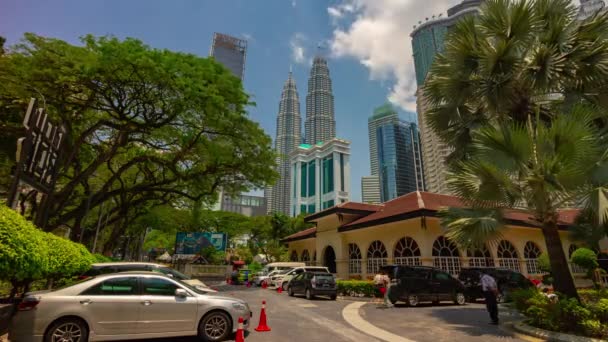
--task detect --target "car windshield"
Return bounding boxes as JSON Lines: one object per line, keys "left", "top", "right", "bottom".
{"left": 314, "top": 274, "right": 334, "bottom": 280}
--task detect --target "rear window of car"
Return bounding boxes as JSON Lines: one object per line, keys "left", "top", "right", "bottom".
{"left": 81, "top": 277, "right": 139, "bottom": 295}
{"left": 313, "top": 274, "right": 334, "bottom": 280}
{"left": 304, "top": 268, "right": 328, "bottom": 273}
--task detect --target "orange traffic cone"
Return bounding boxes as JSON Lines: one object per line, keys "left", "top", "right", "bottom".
{"left": 235, "top": 317, "right": 245, "bottom": 342}
{"left": 254, "top": 301, "right": 272, "bottom": 332}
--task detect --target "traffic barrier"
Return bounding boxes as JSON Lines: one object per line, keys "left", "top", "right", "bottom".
{"left": 254, "top": 301, "right": 271, "bottom": 332}
{"left": 235, "top": 317, "right": 245, "bottom": 342}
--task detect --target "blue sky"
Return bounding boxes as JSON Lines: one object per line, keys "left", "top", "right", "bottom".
{"left": 0, "top": 0, "right": 456, "bottom": 201}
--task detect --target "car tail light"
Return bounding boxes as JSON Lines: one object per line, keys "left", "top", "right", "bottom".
{"left": 18, "top": 297, "right": 40, "bottom": 311}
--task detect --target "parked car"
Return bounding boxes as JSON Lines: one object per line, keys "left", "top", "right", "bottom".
{"left": 260, "top": 262, "right": 305, "bottom": 275}
{"left": 253, "top": 270, "right": 284, "bottom": 286}
{"left": 81, "top": 262, "right": 217, "bottom": 293}
{"left": 458, "top": 267, "right": 535, "bottom": 303}
{"left": 272, "top": 266, "right": 330, "bottom": 290}
{"left": 287, "top": 272, "right": 337, "bottom": 300}
{"left": 383, "top": 265, "right": 466, "bottom": 306}
{"left": 10, "top": 272, "right": 251, "bottom": 342}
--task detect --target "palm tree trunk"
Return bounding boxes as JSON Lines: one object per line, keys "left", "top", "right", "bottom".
{"left": 542, "top": 219, "right": 579, "bottom": 300}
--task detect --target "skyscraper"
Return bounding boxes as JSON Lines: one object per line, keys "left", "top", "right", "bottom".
{"left": 411, "top": 0, "right": 484, "bottom": 194}
{"left": 210, "top": 33, "right": 247, "bottom": 81}
{"left": 305, "top": 56, "right": 336, "bottom": 145}
{"left": 361, "top": 176, "right": 381, "bottom": 204}
{"left": 290, "top": 138, "right": 350, "bottom": 216}
{"left": 368, "top": 103, "right": 400, "bottom": 176}
{"left": 377, "top": 121, "right": 425, "bottom": 202}
{"left": 267, "top": 72, "right": 302, "bottom": 215}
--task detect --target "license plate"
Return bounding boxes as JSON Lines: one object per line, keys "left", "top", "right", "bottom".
{"left": 323, "top": 284, "right": 329, "bottom": 287}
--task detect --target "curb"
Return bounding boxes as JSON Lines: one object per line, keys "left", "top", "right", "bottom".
{"left": 513, "top": 322, "right": 605, "bottom": 342}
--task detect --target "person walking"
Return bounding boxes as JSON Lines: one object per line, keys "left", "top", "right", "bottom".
{"left": 373, "top": 270, "right": 386, "bottom": 304}
{"left": 382, "top": 269, "right": 394, "bottom": 308}
{"left": 481, "top": 272, "right": 499, "bottom": 325}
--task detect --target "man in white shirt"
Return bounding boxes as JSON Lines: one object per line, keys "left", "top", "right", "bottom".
{"left": 481, "top": 272, "right": 499, "bottom": 324}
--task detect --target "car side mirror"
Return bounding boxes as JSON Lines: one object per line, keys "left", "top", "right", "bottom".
{"left": 175, "top": 289, "right": 188, "bottom": 298}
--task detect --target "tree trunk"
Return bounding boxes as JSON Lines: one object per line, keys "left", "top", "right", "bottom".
{"left": 542, "top": 219, "right": 579, "bottom": 300}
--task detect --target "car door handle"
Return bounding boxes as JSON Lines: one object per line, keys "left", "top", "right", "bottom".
{"left": 79, "top": 299, "right": 92, "bottom": 305}
{"left": 141, "top": 300, "right": 152, "bottom": 306}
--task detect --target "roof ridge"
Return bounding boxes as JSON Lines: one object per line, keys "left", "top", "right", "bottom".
{"left": 416, "top": 191, "right": 425, "bottom": 209}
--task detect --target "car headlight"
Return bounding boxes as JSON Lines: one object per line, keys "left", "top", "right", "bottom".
{"left": 232, "top": 303, "right": 247, "bottom": 311}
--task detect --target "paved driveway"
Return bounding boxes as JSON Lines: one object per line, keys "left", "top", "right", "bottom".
{"left": 358, "top": 302, "right": 529, "bottom": 342}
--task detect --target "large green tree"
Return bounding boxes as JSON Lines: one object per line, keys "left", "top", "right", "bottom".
{"left": 0, "top": 34, "right": 277, "bottom": 245}
{"left": 425, "top": 0, "right": 608, "bottom": 299}
{"left": 439, "top": 107, "right": 607, "bottom": 299}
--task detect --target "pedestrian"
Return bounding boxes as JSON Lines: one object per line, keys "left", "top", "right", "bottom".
{"left": 481, "top": 272, "right": 499, "bottom": 325}
{"left": 373, "top": 270, "right": 386, "bottom": 304}
{"left": 382, "top": 269, "right": 394, "bottom": 308}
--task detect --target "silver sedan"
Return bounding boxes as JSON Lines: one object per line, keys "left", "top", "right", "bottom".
{"left": 10, "top": 272, "right": 251, "bottom": 342}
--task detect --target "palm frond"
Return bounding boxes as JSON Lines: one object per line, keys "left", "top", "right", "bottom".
{"left": 438, "top": 207, "right": 504, "bottom": 249}
{"left": 472, "top": 122, "right": 532, "bottom": 173}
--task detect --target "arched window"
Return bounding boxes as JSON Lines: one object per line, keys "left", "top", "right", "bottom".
{"left": 301, "top": 249, "right": 310, "bottom": 265}
{"left": 366, "top": 240, "right": 388, "bottom": 274}
{"left": 432, "top": 236, "right": 461, "bottom": 275}
{"left": 290, "top": 250, "right": 298, "bottom": 262}
{"left": 497, "top": 240, "right": 520, "bottom": 271}
{"left": 394, "top": 237, "right": 422, "bottom": 266}
{"left": 467, "top": 244, "right": 494, "bottom": 267}
{"left": 348, "top": 243, "right": 362, "bottom": 274}
{"left": 524, "top": 242, "right": 542, "bottom": 274}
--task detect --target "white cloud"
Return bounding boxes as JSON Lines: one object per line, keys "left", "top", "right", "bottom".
{"left": 290, "top": 33, "right": 309, "bottom": 65}
{"left": 292, "top": 0, "right": 296, "bottom": 7}
{"left": 328, "top": 0, "right": 459, "bottom": 112}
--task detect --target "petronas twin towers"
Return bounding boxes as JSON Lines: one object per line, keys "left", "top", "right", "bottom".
{"left": 266, "top": 56, "right": 336, "bottom": 215}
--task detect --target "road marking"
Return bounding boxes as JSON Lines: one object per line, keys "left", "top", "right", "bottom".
{"left": 342, "top": 302, "right": 417, "bottom": 342}
{"left": 297, "top": 303, "right": 318, "bottom": 308}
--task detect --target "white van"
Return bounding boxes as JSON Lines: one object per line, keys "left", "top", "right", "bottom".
{"left": 271, "top": 266, "right": 330, "bottom": 290}
{"left": 261, "top": 262, "right": 305, "bottom": 275}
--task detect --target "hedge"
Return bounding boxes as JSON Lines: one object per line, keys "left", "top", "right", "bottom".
{"left": 0, "top": 205, "right": 94, "bottom": 298}
{"left": 337, "top": 280, "right": 378, "bottom": 297}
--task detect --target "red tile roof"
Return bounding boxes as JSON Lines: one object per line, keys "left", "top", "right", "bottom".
{"left": 283, "top": 192, "right": 580, "bottom": 241}
{"left": 282, "top": 227, "right": 317, "bottom": 242}
{"left": 303, "top": 201, "right": 382, "bottom": 222}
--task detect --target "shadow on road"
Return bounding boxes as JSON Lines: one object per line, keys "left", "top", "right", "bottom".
{"left": 427, "top": 306, "right": 518, "bottom": 339}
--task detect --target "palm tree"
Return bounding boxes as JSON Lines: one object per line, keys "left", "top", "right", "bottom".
{"left": 439, "top": 106, "right": 607, "bottom": 299}
{"left": 424, "top": 0, "right": 608, "bottom": 164}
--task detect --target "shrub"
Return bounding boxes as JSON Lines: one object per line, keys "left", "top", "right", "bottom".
{"left": 93, "top": 253, "right": 112, "bottom": 263}
{"left": 0, "top": 205, "right": 48, "bottom": 297}
{"left": 0, "top": 205, "right": 95, "bottom": 298}
{"left": 571, "top": 248, "right": 599, "bottom": 281}
{"left": 247, "top": 261, "right": 262, "bottom": 274}
{"left": 509, "top": 288, "right": 544, "bottom": 312}
{"left": 336, "top": 280, "right": 376, "bottom": 297}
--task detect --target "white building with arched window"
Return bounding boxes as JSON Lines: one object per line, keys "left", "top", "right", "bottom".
{"left": 282, "top": 191, "right": 589, "bottom": 284}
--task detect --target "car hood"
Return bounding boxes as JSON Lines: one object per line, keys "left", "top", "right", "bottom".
{"left": 205, "top": 293, "right": 248, "bottom": 304}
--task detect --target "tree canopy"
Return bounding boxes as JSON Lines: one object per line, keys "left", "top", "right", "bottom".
{"left": 0, "top": 33, "right": 277, "bottom": 251}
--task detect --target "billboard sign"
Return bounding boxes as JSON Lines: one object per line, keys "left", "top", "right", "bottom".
{"left": 175, "top": 232, "right": 228, "bottom": 255}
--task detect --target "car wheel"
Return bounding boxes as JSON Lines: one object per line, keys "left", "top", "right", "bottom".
{"left": 454, "top": 292, "right": 466, "bottom": 305}
{"left": 305, "top": 288, "right": 314, "bottom": 300}
{"left": 44, "top": 317, "right": 89, "bottom": 342}
{"left": 282, "top": 282, "right": 289, "bottom": 291}
{"left": 198, "top": 311, "right": 232, "bottom": 342}
{"left": 330, "top": 294, "right": 337, "bottom": 300}
{"left": 407, "top": 294, "right": 419, "bottom": 307}
{"left": 288, "top": 287, "right": 295, "bottom": 297}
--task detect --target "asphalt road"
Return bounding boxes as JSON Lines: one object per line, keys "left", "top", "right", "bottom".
{"left": 117, "top": 284, "right": 537, "bottom": 342}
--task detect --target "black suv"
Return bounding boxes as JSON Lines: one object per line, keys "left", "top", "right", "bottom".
{"left": 382, "top": 265, "right": 466, "bottom": 306}
{"left": 458, "top": 268, "right": 534, "bottom": 303}
{"left": 287, "top": 271, "right": 337, "bottom": 300}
